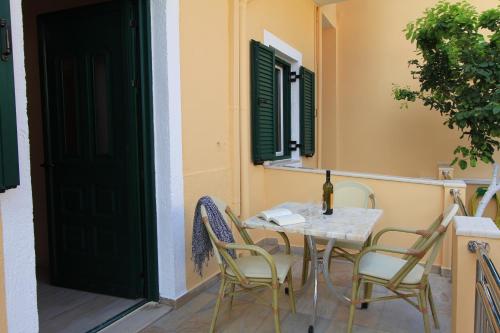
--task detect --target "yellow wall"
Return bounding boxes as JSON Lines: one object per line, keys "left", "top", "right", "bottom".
{"left": 180, "top": 0, "right": 234, "bottom": 289}
{"left": 332, "top": 0, "right": 499, "bottom": 179}
{"left": 263, "top": 167, "right": 463, "bottom": 268}
{"left": 0, "top": 217, "right": 8, "bottom": 332}
{"left": 245, "top": 0, "right": 319, "bottom": 218}
{"left": 180, "top": 0, "right": 320, "bottom": 289}
{"left": 452, "top": 228, "right": 500, "bottom": 333}
{"left": 179, "top": 0, "right": 498, "bottom": 292}
{"left": 321, "top": 24, "right": 337, "bottom": 169}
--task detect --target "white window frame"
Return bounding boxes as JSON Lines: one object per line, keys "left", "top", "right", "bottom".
{"left": 274, "top": 64, "right": 285, "bottom": 157}
{"left": 263, "top": 30, "right": 302, "bottom": 165}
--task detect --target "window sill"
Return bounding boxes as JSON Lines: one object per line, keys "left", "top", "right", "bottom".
{"left": 264, "top": 159, "right": 302, "bottom": 168}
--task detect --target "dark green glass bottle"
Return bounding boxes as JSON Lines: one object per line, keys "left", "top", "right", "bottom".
{"left": 323, "top": 170, "right": 333, "bottom": 215}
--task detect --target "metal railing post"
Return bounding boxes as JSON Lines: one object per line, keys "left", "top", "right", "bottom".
{"left": 451, "top": 189, "right": 470, "bottom": 216}
{"left": 468, "top": 240, "right": 500, "bottom": 333}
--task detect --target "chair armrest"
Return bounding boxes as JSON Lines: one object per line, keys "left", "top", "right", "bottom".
{"left": 372, "top": 227, "right": 421, "bottom": 245}
{"left": 222, "top": 243, "right": 279, "bottom": 285}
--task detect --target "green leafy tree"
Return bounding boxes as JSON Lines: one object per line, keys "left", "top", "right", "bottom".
{"left": 394, "top": 1, "right": 499, "bottom": 169}
{"left": 393, "top": 0, "right": 499, "bottom": 217}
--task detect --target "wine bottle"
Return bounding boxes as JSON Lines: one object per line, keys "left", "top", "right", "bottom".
{"left": 322, "top": 170, "right": 333, "bottom": 215}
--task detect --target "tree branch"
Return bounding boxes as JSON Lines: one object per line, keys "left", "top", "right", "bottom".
{"left": 475, "top": 163, "right": 500, "bottom": 217}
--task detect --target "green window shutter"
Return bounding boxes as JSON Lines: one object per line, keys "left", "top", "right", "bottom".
{"left": 251, "top": 40, "right": 276, "bottom": 164}
{"left": 300, "top": 66, "right": 315, "bottom": 157}
{"left": 0, "top": 2, "right": 20, "bottom": 192}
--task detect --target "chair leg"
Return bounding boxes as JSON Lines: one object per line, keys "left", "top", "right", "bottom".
{"left": 427, "top": 285, "right": 440, "bottom": 329}
{"left": 347, "top": 278, "right": 361, "bottom": 333}
{"left": 228, "top": 283, "right": 235, "bottom": 311}
{"left": 361, "top": 282, "right": 373, "bottom": 309}
{"left": 418, "top": 288, "right": 431, "bottom": 333}
{"left": 286, "top": 270, "right": 296, "bottom": 314}
{"left": 301, "top": 236, "right": 310, "bottom": 286}
{"left": 210, "top": 278, "right": 226, "bottom": 333}
{"left": 272, "top": 286, "right": 281, "bottom": 333}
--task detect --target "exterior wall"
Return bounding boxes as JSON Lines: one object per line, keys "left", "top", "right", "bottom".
{"left": 245, "top": 0, "right": 318, "bottom": 223}
{"left": 180, "top": 0, "right": 320, "bottom": 290}
{"left": 333, "top": 0, "right": 499, "bottom": 179}
{"left": 263, "top": 167, "right": 464, "bottom": 269}
{"left": 150, "top": 0, "right": 187, "bottom": 300}
{"left": 320, "top": 24, "right": 337, "bottom": 169}
{"left": 0, "top": 0, "right": 38, "bottom": 331}
{"left": 0, "top": 217, "right": 8, "bottom": 332}
{"left": 179, "top": 0, "right": 234, "bottom": 290}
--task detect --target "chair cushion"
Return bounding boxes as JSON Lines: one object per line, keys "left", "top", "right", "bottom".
{"left": 358, "top": 252, "right": 424, "bottom": 285}
{"left": 226, "top": 254, "right": 296, "bottom": 283}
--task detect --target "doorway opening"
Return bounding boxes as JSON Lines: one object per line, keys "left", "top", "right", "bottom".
{"left": 22, "top": 0, "right": 158, "bottom": 331}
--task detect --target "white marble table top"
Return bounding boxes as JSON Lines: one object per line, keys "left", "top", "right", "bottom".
{"left": 243, "top": 202, "right": 383, "bottom": 242}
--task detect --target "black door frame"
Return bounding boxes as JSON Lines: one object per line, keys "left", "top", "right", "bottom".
{"left": 37, "top": 0, "right": 159, "bottom": 301}
{"left": 136, "top": 0, "right": 159, "bottom": 302}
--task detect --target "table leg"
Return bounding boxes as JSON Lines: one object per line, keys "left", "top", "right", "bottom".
{"left": 322, "top": 239, "right": 351, "bottom": 304}
{"left": 305, "top": 236, "right": 318, "bottom": 333}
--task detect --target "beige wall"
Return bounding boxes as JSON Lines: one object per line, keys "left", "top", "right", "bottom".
{"left": 320, "top": 24, "right": 337, "bottom": 169}
{"left": 179, "top": 0, "right": 499, "bottom": 292}
{"left": 180, "top": 0, "right": 320, "bottom": 289}
{"left": 0, "top": 217, "right": 8, "bottom": 332}
{"left": 245, "top": 0, "right": 318, "bottom": 212}
{"left": 180, "top": 0, "right": 234, "bottom": 289}
{"left": 333, "top": 0, "right": 499, "bottom": 179}
{"left": 263, "top": 168, "right": 463, "bottom": 268}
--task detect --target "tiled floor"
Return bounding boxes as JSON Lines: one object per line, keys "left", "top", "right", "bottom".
{"left": 37, "top": 282, "right": 142, "bottom": 333}
{"left": 142, "top": 259, "right": 451, "bottom": 333}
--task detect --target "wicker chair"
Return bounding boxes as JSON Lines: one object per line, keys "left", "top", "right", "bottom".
{"left": 347, "top": 204, "right": 459, "bottom": 333}
{"left": 200, "top": 197, "right": 296, "bottom": 333}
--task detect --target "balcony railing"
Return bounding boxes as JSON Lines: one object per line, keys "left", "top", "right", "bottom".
{"left": 469, "top": 241, "right": 500, "bottom": 333}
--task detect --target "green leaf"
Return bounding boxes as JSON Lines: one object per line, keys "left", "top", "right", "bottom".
{"left": 459, "top": 159, "right": 468, "bottom": 170}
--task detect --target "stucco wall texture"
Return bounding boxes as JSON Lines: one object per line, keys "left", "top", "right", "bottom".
{"left": 331, "top": 0, "right": 500, "bottom": 179}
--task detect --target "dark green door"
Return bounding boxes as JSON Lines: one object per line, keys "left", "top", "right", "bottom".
{"left": 40, "top": 1, "right": 144, "bottom": 298}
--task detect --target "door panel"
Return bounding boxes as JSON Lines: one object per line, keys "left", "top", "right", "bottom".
{"left": 40, "top": 1, "right": 143, "bottom": 298}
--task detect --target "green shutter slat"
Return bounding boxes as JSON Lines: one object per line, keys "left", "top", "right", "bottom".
{"left": 251, "top": 40, "right": 276, "bottom": 164}
{"left": 0, "top": 2, "right": 20, "bottom": 192}
{"left": 300, "top": 66, "right": 315, "bottom": 157}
